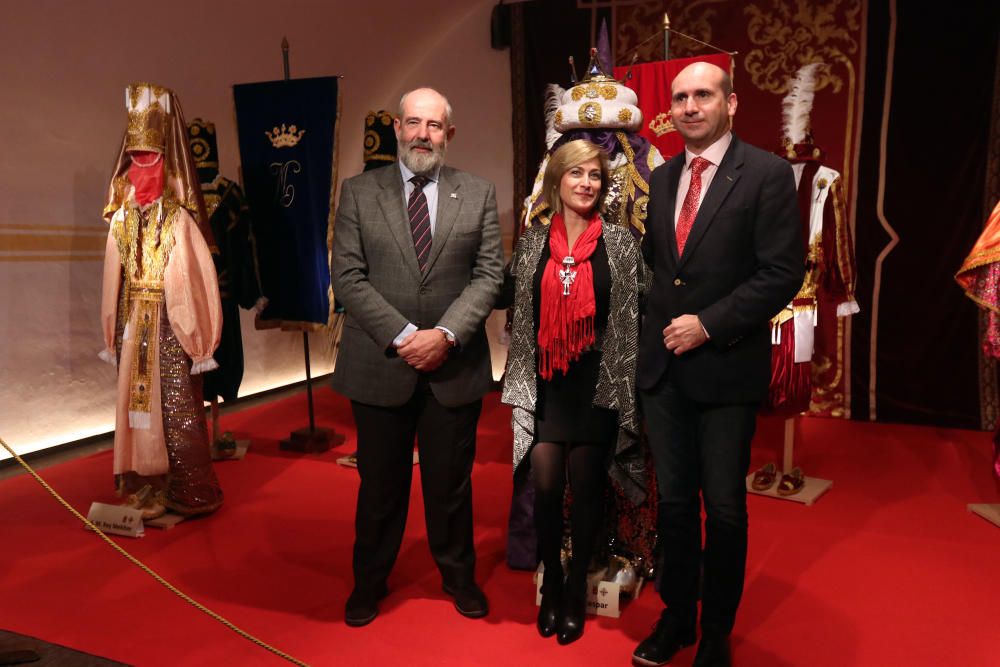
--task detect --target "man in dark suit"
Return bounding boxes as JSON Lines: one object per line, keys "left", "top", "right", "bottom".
{"left": 331, "top": 87, "right": 503, "bottom": 626}
{"left": 632, "top": 63, "right": 804, "bottom": 667}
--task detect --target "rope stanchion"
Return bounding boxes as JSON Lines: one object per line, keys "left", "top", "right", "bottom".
{"left": 0, "top": 436, "right": 309, "bottom": 667}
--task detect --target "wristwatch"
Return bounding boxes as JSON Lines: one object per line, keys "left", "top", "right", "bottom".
{"left": 438, "top": 328, "right": 458, "bottom": 348}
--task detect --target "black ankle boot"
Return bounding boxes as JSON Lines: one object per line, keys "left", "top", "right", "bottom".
{"left": 536, "top": 582, "right": 561, "bottom": 638}
{"left": 556, "top": 581, "right": 587, "bottom": 645}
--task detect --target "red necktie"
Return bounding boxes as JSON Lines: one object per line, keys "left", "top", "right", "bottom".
{"left": 408, "top": 175, "right": 431, "bottom": 272}
{"left": 675, "top": 157, "right": 711, "bottom": 255}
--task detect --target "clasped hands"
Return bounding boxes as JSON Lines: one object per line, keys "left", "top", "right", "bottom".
{"left": 397, "top": 328, "right": 450, "bottom": 371}
{"left": 663, "top": 314, "right": 707, "bottom": 356}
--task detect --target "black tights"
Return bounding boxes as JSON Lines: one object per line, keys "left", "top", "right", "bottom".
{"left": 530, "top": 441, "right": 609, "bottom": 596}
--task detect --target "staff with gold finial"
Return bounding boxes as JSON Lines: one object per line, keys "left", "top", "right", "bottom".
{"left": 663, "top": 12, "right": 671, "bottom": 60}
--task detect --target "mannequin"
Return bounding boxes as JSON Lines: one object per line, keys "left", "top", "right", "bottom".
{"left": 754, "top": 64, "right": 859, "bottom": 497}
{"left": 100, "top": 83, "right": 224, "bottom": 519}
{"left": 956, "top": 198, "right": 1000, "bottom": 480}
{"left": 187, "top": 118, "right": 265, "bottom": 454}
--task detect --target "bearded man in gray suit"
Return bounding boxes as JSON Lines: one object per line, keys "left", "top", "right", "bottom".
{"left": 331, "top": 87, "right": 503, "bottom": 626}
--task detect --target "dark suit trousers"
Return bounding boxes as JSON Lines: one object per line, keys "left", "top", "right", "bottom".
{"left": 351, "top": 379, "right": 481, "bottom": 593}
{"left": 641, "top": 376, "right": 757, "bottom": 635}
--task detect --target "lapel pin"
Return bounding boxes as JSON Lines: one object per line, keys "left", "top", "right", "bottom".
{"left": 726, "top": 175, "right": 734, "bottom": 182}
{"left": 449, "top": 192, "right": 458, "bottom": 199}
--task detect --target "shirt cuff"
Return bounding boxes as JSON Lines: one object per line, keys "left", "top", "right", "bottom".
{"left": 698, "top": 317, "right": 711, "bottom": 340}
{"left": 393, "top": 322, "right": 419, "bottom": 348}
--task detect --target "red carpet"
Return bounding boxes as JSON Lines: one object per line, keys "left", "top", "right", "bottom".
{"left": 1, "top": 387, "right": 999, "bottom": 666}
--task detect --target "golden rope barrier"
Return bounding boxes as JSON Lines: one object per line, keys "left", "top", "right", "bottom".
{"left": 0, "top": 435, "right": 309, "bottom": 667}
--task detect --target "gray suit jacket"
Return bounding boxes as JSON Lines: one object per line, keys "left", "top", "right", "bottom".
{"left": 330, "top": 164, "right": 503, "bottom": 407}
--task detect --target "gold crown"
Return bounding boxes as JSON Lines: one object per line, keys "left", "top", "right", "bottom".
{"left": 265, "top": 123, "right": 305, "bottom": 148}
{"left": 125, "top": 83, "right": 172, "bottom": 153}
{"left": 648, "top": 112, "right": 675, "bottom": 137}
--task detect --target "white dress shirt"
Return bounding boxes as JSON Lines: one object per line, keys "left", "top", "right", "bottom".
{"left": 674, "top": 132, "right": 733, "bottom": 228}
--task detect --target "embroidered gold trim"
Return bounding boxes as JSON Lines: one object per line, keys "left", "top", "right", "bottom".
{"left": 127, "top": 298, "right": 158, "bottom": 415}
{"left": 113, "top": 201, "right": 177, "bottom": 285}
{"left": 112, "top": 193, "right": 180, "bottom": 423}
{"left": 203, "top": 192, "right": 222, "bottom": 219}
{"left": 570, "top": 84, "right": 618, "bottom": 101}
{"left": 578, "top": 102, "right": 602, "bottom": 125}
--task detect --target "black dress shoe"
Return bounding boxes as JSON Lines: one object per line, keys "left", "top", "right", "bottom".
{"left": 442, "top": 583, "right": 489, "bottom": 618}
{"left": 632, "top": 616, "right": 697, "bottom": 666}
{"left": 692, "top": 634, "right": 731, "bottom": 667}
{"left": 556, "top": 587, "right": 586, "bottom": 645}
{"left": 537, "top": 587, "right": 562, "bottom": 638}
{"left": 344, "top": 584, "right": 388, "bottom": 627}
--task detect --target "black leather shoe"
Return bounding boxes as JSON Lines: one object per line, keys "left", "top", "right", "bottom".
{"left": 632, "top": 616, "right": 697, "bottom": 666}
{"left": 442, "top": 583, "right": 489, "bottom": 618}
{"left": 692, "top": 633, "right": 731, "bottom": 667}
{"left": 537, "top": 586, "right": 562, "bottom": 638}
{"left": 344, "top": 584, "right": 387, "bottom": 627}
{"left": 556, "top": 588, "right": 586, "bottom": 645}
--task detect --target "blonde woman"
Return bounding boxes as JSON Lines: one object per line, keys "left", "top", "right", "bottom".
{"left": 501, "top": 139, "right": 648, "bottom": 644}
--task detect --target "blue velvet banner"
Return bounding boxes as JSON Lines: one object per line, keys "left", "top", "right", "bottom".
{"left": 233, "top": 76, "right": 340, "bottom": 329}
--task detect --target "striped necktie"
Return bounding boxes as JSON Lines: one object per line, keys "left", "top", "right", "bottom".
{"left": 408, "top": 175, "right": 431, "bottom": 272}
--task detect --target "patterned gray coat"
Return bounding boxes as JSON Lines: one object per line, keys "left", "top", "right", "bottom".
{"left": 500, "top": 220, "right": 651, "bottom": 504}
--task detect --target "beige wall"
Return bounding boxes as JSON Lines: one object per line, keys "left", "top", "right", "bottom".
{"left": 0, "top": 0, "right": 513, "bottom": 458}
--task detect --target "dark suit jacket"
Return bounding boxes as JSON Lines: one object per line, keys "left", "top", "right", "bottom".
{"left": 638, "top": 134, "right": 805, "bottom": 403}
{"left": 330, "top": 164, "right": 503, "bottom": 407}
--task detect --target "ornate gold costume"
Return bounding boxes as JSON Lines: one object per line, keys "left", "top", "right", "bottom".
{"left": 99, "top": 83, "right": 224, "bottom": 515}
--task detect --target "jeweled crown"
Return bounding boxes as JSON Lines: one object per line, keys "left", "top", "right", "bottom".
{"left": 556, "top": 48, "right": 641, "bottom": 132}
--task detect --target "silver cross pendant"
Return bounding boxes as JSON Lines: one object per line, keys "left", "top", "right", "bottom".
{"left": 559, "top": 256, "right": 577, "bottom": 296}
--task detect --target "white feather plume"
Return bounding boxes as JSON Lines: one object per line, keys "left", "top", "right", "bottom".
{"left": 781, "top": 63, "right": 822, "bottom": 145}
{"left": 544, "top": 83, "right": 565, "bottom": 149}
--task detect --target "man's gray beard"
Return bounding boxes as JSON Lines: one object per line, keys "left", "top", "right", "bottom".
{"left": 400, "top": 140, "right": 446, "bottom": 175}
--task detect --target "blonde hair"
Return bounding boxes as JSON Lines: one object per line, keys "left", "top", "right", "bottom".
{"left": 542, "top": 139, "right": 611, "bottom": 216}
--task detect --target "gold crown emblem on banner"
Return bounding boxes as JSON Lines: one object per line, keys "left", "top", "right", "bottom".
{"left": 649, "top": 112, "right": 675, "bottom": 137}
{"left": 265, "top": 123, "right": 306, "bottom": 148}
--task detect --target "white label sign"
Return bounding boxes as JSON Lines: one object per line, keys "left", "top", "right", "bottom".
{"left": 534, "top": 564, "right": 632, "bottom": 618}
{"left": 86, "top": 502, "right": 145, "bottom": 538}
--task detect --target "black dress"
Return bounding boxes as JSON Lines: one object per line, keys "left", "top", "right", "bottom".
{"left": 533, "top": 236, "right": 618, "bottom": 443}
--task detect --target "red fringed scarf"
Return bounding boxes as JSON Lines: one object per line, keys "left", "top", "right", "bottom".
{"left": 128, "top": 151, "right": 165, "bottom": 206}
{"left": 537, "top": 212, "right": 602, "bottom": 380}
